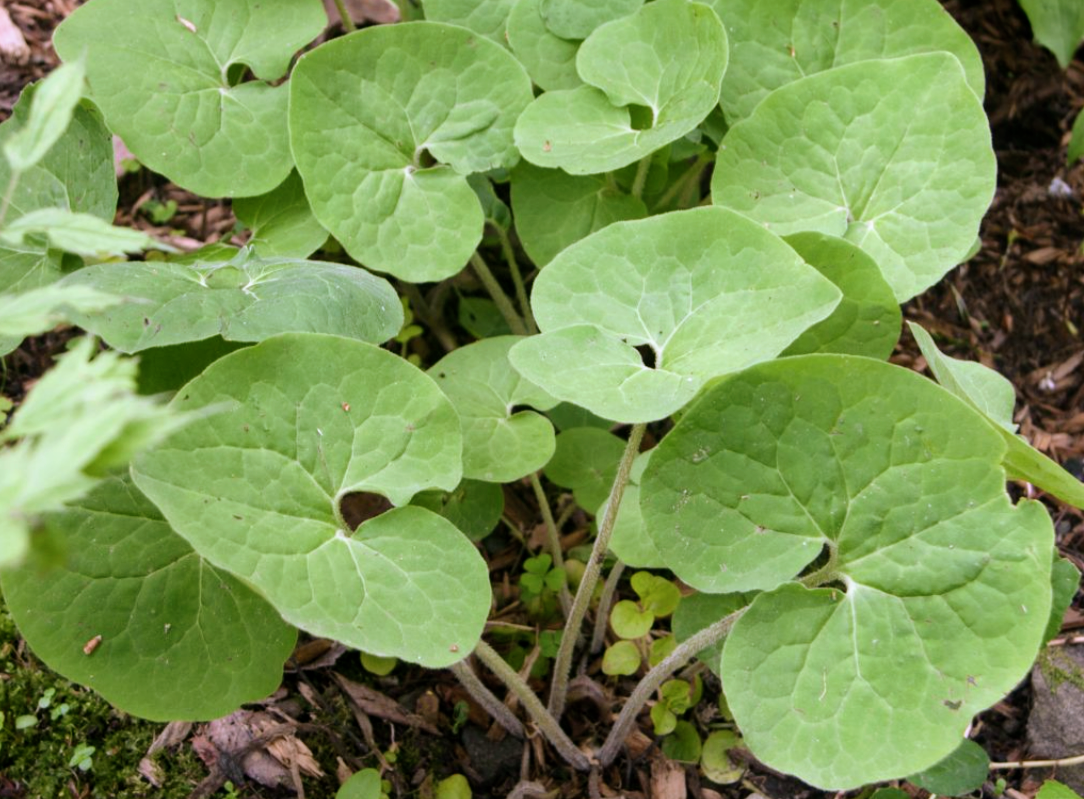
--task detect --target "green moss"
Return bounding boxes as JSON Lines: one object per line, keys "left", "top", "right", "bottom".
{"left": 1039, "top": 648, "right": 1084, "bottom": 694}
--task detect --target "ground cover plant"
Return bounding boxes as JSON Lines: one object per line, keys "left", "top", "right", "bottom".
{"left": 1, "top": 0, "right": 1083, "bottom": 795}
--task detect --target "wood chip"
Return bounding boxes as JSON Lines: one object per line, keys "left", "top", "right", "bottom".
{"left": 333, "top": 672, "right": 441, "bottom": 735}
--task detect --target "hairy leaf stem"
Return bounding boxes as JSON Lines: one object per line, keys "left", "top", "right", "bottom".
{"left": 530, "top": 471, "right": 572, "bottom": 614}
{"left": 497, "top": 227, "right": 537, "bottom": 333}
{"left": 470, "top": 251, "right": 529, "bottom": 336}
{"left": 652, "top": 152, "right": 712, "bottom": 212}
{"left": 473, "top": 640, "right": 592, "bottom": 771}
{"left": 589, "top": 559, "right": 625, "bottom": 654}
{"left": 597, "top": 606, "right": 746, "bottom": 766}
{"left": 449, "top": 659, "right": 525, "bottom": 739}
{"left": 630, "top": 156, "right": 652, "bottom": 200}
{"left": 548, "top": 423, "right": 646, "bottom": 718}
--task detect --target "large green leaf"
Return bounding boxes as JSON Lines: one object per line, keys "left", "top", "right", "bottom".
{"left": 1, "top": 476, "right": 296, "bottom": 721}
{"left": 708, "top": 0, "right": 984, "bottom": 122}
{"left": 510, "top": 162, "right": 647, "bottom": 267}
{"left": 640, "top": 354, "right": 1053, "bottom": 787}
{"left": 0, "top": 98, "right": 115, "bottom": 294}
{"left": 59, "top": 247, "right": 402, "bottom": 353}
{"left": 428, "top": 336, "right": 557, "bottom": 483}
{"left": 131, "top": 333, "right": 489, "bottom": 667}
{"left": 508, "top": 207, "right": 840, "bottom": 423}
{"left": 711, "top": 53, "right": 995, "bottom": 301}
{"left": 1018, "top": 0, "right": 1084, "bottom": 69}
{"left": 233, "top": 171, "right": 329, "bottom": 259}
{"left": 421, "top": 0, "right": 515, "bottom": 43}
{"left": 53, "top": 0, "right": 327, "bottom": 197}
{"left": 539, "top": 0, "right": 642, "bottom": 40}
{"left": 506, "top": 0, "right": 582, "bottom": 92}
{"left": 289, "top": 22, "right": 533, "bottom": 282}
{"left": 514, "top": 0, "right": 727, "bottom": 174}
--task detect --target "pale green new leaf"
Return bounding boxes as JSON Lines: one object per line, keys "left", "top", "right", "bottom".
{"left": 428, "top": 337, "right": 557, "bottom": 483}
{"left": 514, "top": 0, "right": 728, "bottom": 174}
{"left": 59, "top": 247, "right": 402, "bottom": 353}
{"left": 289, "top": 22, "right": 533, "bottom": 281}
{"left": 0, "top": 476, "right": 296, "bottom": 721}
{"left": 3, "top": 59, "right": 85, "bottom": 173}
{"left": 1018, "top": 0, "right": 1084, "bottom": 69}
{"left": 510, "top": 162, "right": 646, "bottom": 267}
{"left": 53, "top": 0, "right": 327, "bottom": 197}
{"left": 0, "top": 283, "right": 120, "bottom": 355}
{"left": 421, "top": 0, "right": 515, "bottom": 43}
{"left": 711, "top": 53, "right": 996, "bottom": 301}
{"left": 640, "top": 354, "right": 1053, "bottom": 787}
{"left": 708, "top": 0, "right": 984, "bottom": 122}
{"left": 539, "top": 0, "right": 642, "bottom": 40}
{"left": 131, "top": 333, "right": 489, "bottom": 667}
{"left": 509, "top": 207, "right": 841, "bottom": 423}
{"left": 506, "top": 0, "right": 582, "bottom": 91}
{"left": 0, "top": 208, "right": 168, "bottom": 258}
{"left": 233, "top": 171, "right": 329, "bottom": 259}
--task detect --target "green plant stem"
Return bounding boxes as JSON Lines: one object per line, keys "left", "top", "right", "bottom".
{"left": 597, "top": 607, "right": 745, "bottom": 767}
{"left": 497, "top": 227, "right": 537, "bottom": 334}
{"left": 470, "top": 252, "right": 528, "bottom": 336}
{"left": 0, "top": 170, "right": 21, "bottom": 229}
{"left": 332, "top": 0, "right": 357, "bottom": 31}
{"left": 989, "top": 752, "right": 1084, "bottom": 769}
{"left": 589, "top": 559, "right": 625, "bottom": 654}
{"left": 473, "top": 640, "right": 592, "bottom": 771}
{"left": 530, "top": 472, "right": 572, "bottom": 615}
{"left": 548, "top": 423, "right": 646, "bottom": 719}
{"left": 652, "top": 153, "right": 712, "bottom": 212}
{"left": 398, "top": 281, "right": 457, "bottom": 354}
{"left": 630, "top": 156, "right": 652, "bottom": 200}
{"left": 449, "top": 659, "right": 525, "bottom": 739}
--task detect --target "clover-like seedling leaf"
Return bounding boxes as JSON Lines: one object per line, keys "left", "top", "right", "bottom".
{"left": 1018, "top": 0, "right": 1084, "bottom": 69}
{"left": 59, "top": 247, "right": 402, "bottom": 353}
{"left": 781, "top": 233, "right": 901, "bottom": 360}
{"left": 0, "top": 97, "right": 115, "bottom": 295}
{"left": 0, "top": 476, "right": 296, "bottom": 720}
{"left": 53, "top": 0, "right": 326, "bottom": 198}
{"left": 233, "top": 171, "right": 329, "bottom": 259}
{"left": 543, "top": 427, "right": 626, "bottom": 512}
{"left": 507, "top": 0, "right": 582, "bottom": 92}
{"left": 701, "top": 729, "right": 744, "bottom": 784}
{"left": 602, "top": 639, "right": 641, "bottom": 676}
{"left": 631, "top": 571, "right": 681, "bottom": 616}
{"left": 708, "top": 0, "right": 984, "bottom": 122}
{"left": 610, "top": 599, "right": 653, "bottom": 639}
{"left": 510, "top": 162, "right": 647, "bottom": 267}
{"left": 514, "top": 0, "right": 728, "bottom": 174}
{"left": 131, "top": 333, "right": 489, "bottom": 667}
{"left": 289, "top": 22, "right": 533, "bottom": 282}
{"left": 909, "top": 321, "right": 1084, "bottom": 509}
{"left": 540, "top": 0, "right": 643, "bottom": 40}
{"left": 422, "top": 0, "right": 516, "bottom": 43}
{"left": 428, "top": 337, "right": 557, "bottom": 483}
{"left": 509, "top": 207, "right": 841, "bottom": 423}
{"left": 411, "top": 479, "right": 504, "bottom": 542}
{"left": 640, "top": 354, "right": 1053, "bottom": 787}
{"left": 711, "top": 53, "right": 996, "bottom": 302}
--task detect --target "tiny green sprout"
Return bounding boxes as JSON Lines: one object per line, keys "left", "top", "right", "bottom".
{"left": 68, "top": 742, "right": 95, "bottom": 772}
{"left": 360, "top": 651, "right": 398, "bottom": 677}
{"left": 601, "top": 640, "right": 640, "bottom": 677}
{"left": 450, "top": 701, "right": 470, "bottom": 734}
{"left": 519, "top": 554, "right": 566, "bottom": 597}
{"left": 395, "top": 296, "right": 425, "bottom": 366}
{"left": 139, "top": 199, "right": 177, "bottom": 225}
{"left": 648, "top": 635, "right": 676, "bottom": 667}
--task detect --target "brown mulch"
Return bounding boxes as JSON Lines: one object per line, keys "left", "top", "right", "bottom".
{"left": 1, "top": 1, "right": 1083, "bottom": 798}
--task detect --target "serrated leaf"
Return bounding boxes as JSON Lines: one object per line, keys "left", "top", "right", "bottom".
{"left": 506, "top": 0, "right": 582, "bottom": 92}
{"left": 3, "top": 59, "right": 85, "bottom": 173}
{"left": 510, "top": 162, "right": 646, "bottom": 267}
{"left": 543, "top": 427, "right": 625, "bottom": 511}
{"left": 539, "top": 0, "right": 642, "bottom": 40}
{"left": 0, "top": 476, "right": 296, "bottom": 720}
{"left": 289, "top": 22, "right": 533, "bottom": 281}
{"left": 131, "top": 333, "right": 489, "bottom": 667}
{"left": 509, "top": 207, "right": 840, "bottom": 423}
{"left": 59, "top": 247, "right": 402, "bottom": 353}
{"left": 428, "top": 336, "right": 557, "bottom": 482}
{"left": 708, "top": 0, "right": 984, "bottom": 122}
{"left": 906, "top": 739, "right": 990, "bottom": 797}
{"left": 233, "top": 171, "right": 329, "bottom": 259}
{"left": 1018, "top": 0, "right": 1084, "bottom": 69}
{"left": 641, "top": 354, "right": 1054, "bottom": 788}
{"left": 411, "top": 479, "right": 504, "bottom": 542}
{"left": 0, "top": 283, "right": 120, "bottom": 351}
{"left": 421, "top": 0, "right": 515, "bottom": 43}
{"left": 0, "top": 209, "right": 168, "bottom": 258}
{"left": 781, "top": 233, "right": 901, "bottom": 360}
{"left": 711, "top": 53, "right": 995, "bottom": 301}
{"left": 514, "top": 0, "right": 727, "bottom": 174}
{"left": 53, "top": 0, "right": 327, "bottom": 197}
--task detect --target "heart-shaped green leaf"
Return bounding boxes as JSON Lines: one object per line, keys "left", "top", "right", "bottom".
{"left": 711, "top": 53, "right": 996, "bottom": 301}
{"left": 539, "top": 0, "right": 643, "bottom": 40}
{"left": 289, "top": 22, "right": 533, "bottom": 281}
{"left": 640, "top": 354, "right": 1053, "bottom": 787}
{"left": 53, "top": 0, "right": 326, "bottom": 198}
{"left": 1, "top": 476, "right": 296, "bottom": 721}
{"left": 59, "top": 247, "right": 402, "bottom": 353}
{"left": 509, "top": 207, "right": 841, "bottom": 423}
{"left": 422, "top": 0, "right": 515, "bottom": 43}
{"left": 708, "top": 0, "right": 984, "bottom": 122}
{"left": 507, "top": 0, "right": 582, "bottom": 91}
{"left": 428, "top": 336, "right": 557, "bottom": 482}
{"left": 233, "top": 171, "right": 329, "bottom": 259}
{"left": 514, "top": 0, "right": 728, "bottom": 174}
{"left": 131, "top": 333, "right": 489, "bottom": 667}
{"left": 510, "top": 162, "right": 647, "bottom": 267}
{"left": 781, "top": 233, "right": 901, "bottom": 360}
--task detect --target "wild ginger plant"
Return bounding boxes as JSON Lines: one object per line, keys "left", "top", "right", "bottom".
{"left": 0, "top": 0, "right": 1082, "bottom": 792}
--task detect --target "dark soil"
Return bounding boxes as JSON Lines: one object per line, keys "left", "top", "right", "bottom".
{"left": 1, "top": 1, "right": 1083, "bottom": 798}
